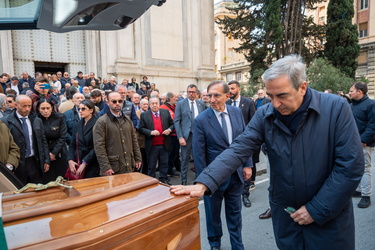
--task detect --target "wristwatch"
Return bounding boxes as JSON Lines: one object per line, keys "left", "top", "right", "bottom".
{"left": 6, "top": 163, "right": 14, "bottom": 171}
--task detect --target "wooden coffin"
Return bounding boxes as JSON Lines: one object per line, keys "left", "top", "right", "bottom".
{"left": 2, "top": 173, "right": 200, "bottom": 249}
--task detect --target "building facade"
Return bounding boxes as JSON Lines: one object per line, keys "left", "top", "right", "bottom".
{"left": 0, "top": 0, "right": 216, "bottom": 93}
{"left": 308, "top": 0, "right": 374, "bottom": 94}
{"left": 214, "top": 0, "right": 250, "bottom": 84}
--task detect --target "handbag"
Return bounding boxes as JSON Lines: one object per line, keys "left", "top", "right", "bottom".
{"left": 64, "top": 132, "right": 86, "bottom": 180}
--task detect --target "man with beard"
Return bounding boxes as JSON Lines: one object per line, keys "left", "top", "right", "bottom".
{"left": 94, "top": 92, "right": 142, "bottom": 176}
{"left": 227, "top": 80, "right": 256, "bottom": 208}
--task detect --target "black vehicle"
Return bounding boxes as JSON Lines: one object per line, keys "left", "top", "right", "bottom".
{"left": 0, "top": 0, "right": 166, "bottom": 33}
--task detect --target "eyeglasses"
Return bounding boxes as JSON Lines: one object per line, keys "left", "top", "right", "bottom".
{"left": 206, "top": 93, "right": 222, "bottom": 99}
{"left": 78, "top": 107, "right": 87, "bottom": 111}
{"left": 111, "top": 99, "right": 124, "bottom": 104}
{"left": 40, "top": 107, "right": 51, "bottom": 110}
{"left": 187, "top": 91, "right": 197, "bottom": 94}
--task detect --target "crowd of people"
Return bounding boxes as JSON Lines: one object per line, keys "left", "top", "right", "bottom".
{"left": 0, "top": 55, "right": 374, "bottom": 250}
{"left": 0, "top": 71, "right": 188, "bottom": 185}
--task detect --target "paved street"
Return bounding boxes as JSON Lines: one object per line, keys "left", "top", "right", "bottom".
{"left": 169, "top": 152, "right": 375, "bottom": 250}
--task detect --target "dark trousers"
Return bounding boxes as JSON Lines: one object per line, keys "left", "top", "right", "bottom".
{"left": 167, "top": 136, "right": 180, "bottom": 174}
{"left": 135, "top": 148, "right": 148, "bottom": 175}
{"left": 203, "top": 173, "right": 244, "bottom": 250}
{"left": 242, "top": 161, "right": 256, "bottom": 196}
{"left": 147, "top": 145, "right": 168, "bottom": 181}
{"left": 25, "top": 156, "right": 43, "bottom": 184}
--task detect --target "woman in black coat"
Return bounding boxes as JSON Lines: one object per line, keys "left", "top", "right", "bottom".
{"left": 67, "top": 100, "right": 99, "bottom": 178}
{"left": 36, "top": 98, "right": 67, "bottom": 183}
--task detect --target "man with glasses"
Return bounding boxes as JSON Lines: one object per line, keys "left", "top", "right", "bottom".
{"left": 64, "top": 92, "right": 84, "bottom": 144}
{"left": 174, "top": 84, "right": 207, "bottom": 185}
{"left": 255, "top": 89, "right": 271, "bottom": 110}
{"left": 94, "top": 92, "right": 142, "bottom": 176}
{"left": 189, "top": 80, "right": 252, "bottom": 250}
{"left": 59, "top": 72, "right": 71, "bottom": 86}
{"left": 171, "top": 55, "right": 364, "bottom": 249}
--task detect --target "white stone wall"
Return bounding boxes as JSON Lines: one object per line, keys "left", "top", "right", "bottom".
{"left": 0, "top": 0, "right": 216, "bottom": 93}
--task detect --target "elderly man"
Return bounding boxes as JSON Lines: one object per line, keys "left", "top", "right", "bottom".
{"left": 135, "top": 98, "right": 149, "bottom": 174}
{"left": 171, "top": 55, "right": 364, "bottom": 250}
{"left": 94, "top": 92, "right": 142, "bottom": 176}
{"left": 1, "top": 95, "right": 50, "bottom": 184}
{"left": 139, "top": 97, "right": 174, "bottom": 184}
{"left": 131, "top": 93, "right": 141, "bottom": 111}
{"left": 191, "top": 80, "right": 252, "bottom": 249}
{"left": 64, "top": 92, "right": 85, "bottom": 144}
{"left": 200, "top": 89, "right": 210, "bottom": 107}
{"left": 160, "top": 92, "right": 180, "bottom": 178}
{"left": 255, "top": 89, "right": 271, "bottom": 110}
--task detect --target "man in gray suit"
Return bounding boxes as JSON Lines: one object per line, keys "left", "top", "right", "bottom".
{"left": 174, "top": 84, "right": 207, "bottom": 185}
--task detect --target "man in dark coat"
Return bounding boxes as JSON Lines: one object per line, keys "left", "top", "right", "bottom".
{"left": 194, "top": 81, "right": 252, "bottom": 250}
{"left": 1, "top": 95, "right": 50, "bottom": 185}
{"left": 139, "top": 96, "right": 174, "bottom": 185}
{"left": 171, "top": 54, "right": 364, "bottom": 250}
{"left": 349, "top": 81, "right": 375, "bottom": 208}
{"left": 254, "top": 89, "right": 271, "bottom": 109}
{"left": 226, "top": 80, "right": 256, "bottom": 208}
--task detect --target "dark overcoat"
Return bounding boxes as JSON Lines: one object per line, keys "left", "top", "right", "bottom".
{"left": 68, "top": 116, "right": 99, "bottom": 178}
{"left": 196, "top": 89, "right": 364, "bottom": 249}
{"left": 1, "top": 110, "right": 50, "bottom": 184}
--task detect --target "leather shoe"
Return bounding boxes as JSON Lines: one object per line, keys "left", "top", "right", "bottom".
{"left": 182, "top": 180, "right": 187, "bottom": 185}
{"left": 242, "top": 195, "right": 251, "bottom": 207}
{"left": 160, "top": 179, "right": 171, "bottom": 185}
{"left": 211, "top": 247, "right": 221, "bottom": 250}
{"left": 259, "top": 208, "right": 272, "bottom": 219}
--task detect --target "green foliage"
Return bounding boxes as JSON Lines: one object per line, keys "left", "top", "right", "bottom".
{"left": 216, "top": 0, "right": 326, "bottom": 83}
{"left": 325, "top": 0, "right": 359, "bottom": 78}
{"left": 358, "top": 75, "right": 369, "bottom": 84}
{"left": 307, "top": 58, "right": 355, "bottom": 93}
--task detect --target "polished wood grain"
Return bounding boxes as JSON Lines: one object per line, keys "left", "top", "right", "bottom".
{"left": 3, "top": 173, "right": 200, "bottom": 249}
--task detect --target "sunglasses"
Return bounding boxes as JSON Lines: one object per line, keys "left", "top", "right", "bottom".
{"left": 78, "top": 107, "right": 88, "bottom": 111}
{"left": 7, "top": 100, "right": 13, "bottom": 103}
{"left": 111, "top": 99, "right": 124, "bottom": 104}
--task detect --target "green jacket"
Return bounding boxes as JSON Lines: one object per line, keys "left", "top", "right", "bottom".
{"left": 93, "top": 111, "right": 142, "bottom": 175}
{"left": 0, "top": 120, "right": 20, "bottom": 168}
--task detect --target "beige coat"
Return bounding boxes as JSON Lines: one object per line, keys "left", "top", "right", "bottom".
{"left": 0, "top": 120, "right": 20, "bottom": 168}
{"left": 93, "top": 111, "right": 142, "bottom": 175}
{"left": 135, "top": 110, "right": 145, "bottom": 148}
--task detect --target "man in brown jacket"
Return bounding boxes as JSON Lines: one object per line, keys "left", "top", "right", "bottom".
{"left": 93, "top": 92, "right": 142, "bottom": 176}
{"left": 0, "top": 120, "right": 20, "bottom": 171}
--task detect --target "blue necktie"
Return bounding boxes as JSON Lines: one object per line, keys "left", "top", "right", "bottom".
{"left": 20, "top": 118, "right": 31, "bottom": 157}
{"left": 233, "top": 100, "right": 237, "bottom": 107}
{"left": 155, "top": 112, "right": 159, "bottom": 119}
{"left": 221, "top": 113, "right": 229, "bottom": 142}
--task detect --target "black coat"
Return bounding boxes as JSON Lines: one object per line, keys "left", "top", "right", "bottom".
{"left": 139, "top": 109, "right": 174, "bottom": 153}
{"left": 67, "top": 116, "right": 99, "bottom": 178}
{"left": 226, "top": 96, "right": 256, "bottom": 125}
{"left": 1, "top": 110, "right": 50, "bottom": 184}
{"left": 39, "top": 112, "right": 68, "bottom": 181}
{"left": 227, "top": 96, "right": 259, "bottom": 163}
{"left": 64, "top": 107, "right": 80, "bottom": 144}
